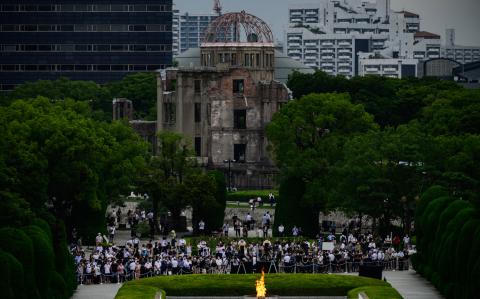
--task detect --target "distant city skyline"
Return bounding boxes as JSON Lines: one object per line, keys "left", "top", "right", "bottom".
{"left": 174, "top": 0, "right": 480, "bottom": 46}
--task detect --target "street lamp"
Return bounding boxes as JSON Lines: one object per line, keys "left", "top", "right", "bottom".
{"left": 224, "top": 159, "right": 236, "bottom": 191}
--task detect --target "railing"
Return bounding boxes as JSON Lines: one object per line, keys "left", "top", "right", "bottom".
{"left": 76, "top": 258, "right": 411, "bottom": 285}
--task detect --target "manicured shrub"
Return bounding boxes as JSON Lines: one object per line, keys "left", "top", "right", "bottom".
{"left": 50, "top": 271, "right": 68, "bottom": 299}
{"left": 209, "top": 170, "right": 227, "bottom": 230}
{"left": 32, "top": 218, "right": 53, "bottom": 241}
{"left": 454, "top": 219, "right": 480, "bottom": 299}
{"left": 0, "top": 227, "right": 40, "bottom": 299}
{"left": 274, "top": 177, "right": 319, "bottom": 237}
{"left": 415, "top": 188, "right": 480, "bottom": 299}
{"left": 0, "top": 250, "right": 26, "bottom": 299}
{"left": 116, "top": 274, "right": 392, "bottom": 299}
{"left": 23, "top": 225, "right": 55, "bottom": 299}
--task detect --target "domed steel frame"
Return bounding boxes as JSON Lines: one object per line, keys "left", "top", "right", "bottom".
{"left": 202, "top": 11, "right": 274, "bottom": 44}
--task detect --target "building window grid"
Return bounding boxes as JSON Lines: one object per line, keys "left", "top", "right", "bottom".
{"left": 0, "top": 64, "right": 166, "bottom": 72}
{"left": 0, "top": 4, "right": 173, "bottom": 12}
{"left": 0, "top": 44, "right": 172, "bottom": 52}
{"left": 0, "top": 24, "right": 171, "bottom": 32}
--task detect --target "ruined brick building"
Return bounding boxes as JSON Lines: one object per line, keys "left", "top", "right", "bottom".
{"left": 112, "top": 12, "right": 312, "bottom": 189}
{"left": 155, "top": 11, "right": 301, "bottom": 189}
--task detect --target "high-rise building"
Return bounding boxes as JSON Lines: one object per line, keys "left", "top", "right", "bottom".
{"left": 285, "top": 0, "right": 479, "bottom": 78}
{"left": 173, "top": 9, "right": 220, "bottom": 56}
{"left": 0, "top": 0, "right": 173, "bottom": 91}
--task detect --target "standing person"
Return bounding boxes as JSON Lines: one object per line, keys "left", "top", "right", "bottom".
{"left": 234, "top": 220, "right": 241, "bottom": 237}
{"left": 222, "top": 223, "right": 229, "bottom": 237}
{"left": 278, "top": 224, "right": 285, "bottom": 237}
{"left": 292, "top": 226, "right": 299, "bottom": 237}
{"left": 108, "top": 225, "right": 115, "bottom": 243}
{"left": 198, "top": 220, "right": 205, "bottom": 235}
{"left": 403, "top": 234, "right": 410, "bottom": 249}
{"left": 95, "top": 233, "right": 103, "bottom": 246}
{"left": 268, "top": 192, "right": 275, "bottom": 207}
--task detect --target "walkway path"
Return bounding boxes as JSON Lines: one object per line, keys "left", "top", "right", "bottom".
{"left": 383, "top": 270, "right": 443, "bottom": 299}
{"left": 72, "top": 283, "right": 122, "bottom": 299}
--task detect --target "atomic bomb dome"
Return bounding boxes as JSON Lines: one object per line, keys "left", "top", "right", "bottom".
{"left": 202, "top": 11, "right": 274, "bottom": 45}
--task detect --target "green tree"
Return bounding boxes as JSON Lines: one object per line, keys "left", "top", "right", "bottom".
{"left": 0, "top": 97, "right": 148, "bottom": 243}
{"left": 267, "top": 93, "right": 377, "bottom": 236}
{"left": 105, "top": 72, "right": 157, "bottom": 120}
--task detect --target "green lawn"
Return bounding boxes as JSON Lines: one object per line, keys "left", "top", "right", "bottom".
{"left": 115, "top": 274, "right": 401, "bottom": 299}
{"left": 347, "top": 286, "right": 403, "bottom": 299}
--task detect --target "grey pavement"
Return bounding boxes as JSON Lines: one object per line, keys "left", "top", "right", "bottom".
{"left": 383, "top": 270, "right": 443, "bottom": 299}
{"left": 72, "top": 283, "right": 122, "bottom": 299}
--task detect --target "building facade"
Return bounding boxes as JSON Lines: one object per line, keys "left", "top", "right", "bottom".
{"left": 173, "top": 9, "right": 220, "bottom": 56}
{"left": 0, "top": 0, "right": 173, "bottom": 91}
{"left": 285, "top": 0, "right": 479, "bottom": 78}
{"left": 158, "top": 12, "right": 290, "bottom": 189}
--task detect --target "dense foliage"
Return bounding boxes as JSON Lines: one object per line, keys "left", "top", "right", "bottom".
{"left": 1, "top": 73, "right": 157, "bottom": 121}
{"left": 0, "top": 95, "right": 152, "bottom": 298}
{"left": 268, "top": 71, "right": 480, "bottom": 237}
{"left": 142, "top": 132, "right": 226, "bottom": 233}
{"left": 287, "top": 71, "right": 461, "bottom": 127}
{"left": 413, "top": 186, "right": 480, "bottom": 298}
{"left": 267, "top": 71, "right": 480, "bottom": 296}
{"left": 0, "top": 98, "right": 149, "bottom": 243}
{"left": 115, "top": 274, "right": 398, "bottom": 299}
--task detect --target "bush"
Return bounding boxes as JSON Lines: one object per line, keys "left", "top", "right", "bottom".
{"left": 50, "top": 271, "right": 68, "bottom": 299}
{"left": 0, "top": 250, "right": 26, "bottom": 299}
{"left": 414, "top": 189, "right": 480, "bottom": 299}
{"left": 347, "top": 286, "right": 402, "bottom": 299}
{"left": 274, "top": 177, "right": 319, "bottom": 237}
{"left": 115, "top": 274, "right": 394, "bottom": 299}
{"left": 227, "top": 189, "right": 278, "bottom": 203}
{"left": 209, "top": 170, "right": 227, "bottom": 230}
{"left": 23, "top": 225, "right": 55, "bottom": 299}
{"left": 0, "top": 227, "right": 40, "bottom": 299}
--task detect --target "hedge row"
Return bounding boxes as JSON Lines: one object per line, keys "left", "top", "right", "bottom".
{"left": 226, "top": 189, "right": 278, "bottom": 203}
{"left": 115, "top": 274, "right": 399, "bottom": 299}
{"left": 413, "top": 185, "right": 480, "bottom": 299}
{"left": 0, "top": 218, "right": 76, "bottom": 299}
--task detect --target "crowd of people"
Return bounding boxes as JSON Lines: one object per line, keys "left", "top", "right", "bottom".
{"left": 71, "top": 225, "right": 414, "bottom": 285}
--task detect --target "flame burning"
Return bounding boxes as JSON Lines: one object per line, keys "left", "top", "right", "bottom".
{"left": 256, "top": 270, "right": 267, "bottom": 298}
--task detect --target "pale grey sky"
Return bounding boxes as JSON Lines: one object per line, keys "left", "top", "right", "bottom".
{"left": 174, "top": 0, "right": 480, "bottom": 46}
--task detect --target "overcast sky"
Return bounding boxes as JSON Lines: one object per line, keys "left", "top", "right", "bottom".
{"left": 174, "top": 0, "right": 480, "bottom": 46}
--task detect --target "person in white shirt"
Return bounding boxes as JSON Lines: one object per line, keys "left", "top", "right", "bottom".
{"left": 154, "top": 259, "right": 162, "bottom": 275}
{"left": 95, "top": 233, "right": 103, "bottom": 245}
{"left": 198, "top": 220, "right": 205, "bottom": 234}
{"left": 278, "top": 224, "right": 285, "bottom": 237}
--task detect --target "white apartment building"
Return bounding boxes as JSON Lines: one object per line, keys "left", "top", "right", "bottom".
{"left": 286, "top": 0, "right": 478, "bottom": 78}
{"left": 173, "top": 9, "right": 219, "bottom": 56}
{"left": 358, "top": 53, "right": 418, "bottom": 78}
{"left": 441, "top": 29, "right": 480, "bottom": 64}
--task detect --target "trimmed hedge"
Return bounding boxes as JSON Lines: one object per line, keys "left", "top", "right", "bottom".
{"left": 414, "top": 185, "right": 480, "bottom": 298}
{"left": 227, "top": 189, "right": 278, "bottom": 203}
{"left": 23, "top": 225, "right": 55, "bottom": 299}
{"left": 0, "top": 227, "right": 40, "bottom": 299}
{"left": 115, "top": 274, "right": 400, "bottom": 299}
{"left": 273, "top": 177, "right": 319, "bottom": 237}
{"left": 347, "top": 286, "right": 402, "bottom": 299}
{"left": 0, "top": 250, "right": 26, "bottom": 299}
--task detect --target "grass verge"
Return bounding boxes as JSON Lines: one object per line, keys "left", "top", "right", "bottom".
{"left": 115, "top": 274, "right": 401, "bottom": 299}
{"left": 347, "top": 285, "right": 403, "bottom": 299}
